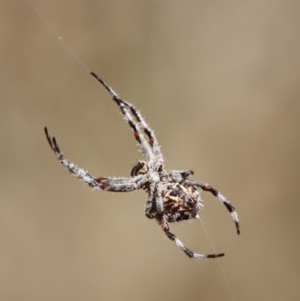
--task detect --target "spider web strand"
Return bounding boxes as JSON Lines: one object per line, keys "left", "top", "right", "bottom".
{"left": 199, "top": 217, "right": 235, "bottom": 301}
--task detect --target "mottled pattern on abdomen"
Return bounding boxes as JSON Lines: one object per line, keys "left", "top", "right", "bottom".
{"left": 163, "top": 183, "right": 203, "bottom": 223}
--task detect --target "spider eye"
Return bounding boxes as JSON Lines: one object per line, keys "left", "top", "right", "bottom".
{"left": 130, "top": 161, "right": 149, "bottom": 177}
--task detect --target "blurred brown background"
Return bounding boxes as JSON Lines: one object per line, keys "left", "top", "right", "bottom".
{"left": 1, "top": 1, "right": 300, "bottom": 300}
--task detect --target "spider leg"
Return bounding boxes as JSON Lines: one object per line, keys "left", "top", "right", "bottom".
{"left": 153, "top": 182, "right": 164, "bottom": 214}
{"left": 90, "top": 72, "right": 153, "bottom": 162}
{"left": 169, "top": 169, "right": 194, "bottom": 182}
{"left": 44, "top": 127, "right": 138, "bottom": 192}
{"left": 145, "top": 194, "right": 154, "bottom": 219}
{"left": 96, "top": 176, "right": 142, "bottom": 192}
{"left": 118, "top": 97, "right": 163, "bottom": 169}
{"left": 145, "top": 183, "right": 164, "bottom": 219}
{"left": 159, "top": 217, "right": 224, "bottom": 259}
{"left": 90, "top": 72, "right": 163, "bottom": 169}
{"left": 185, "top": 179, "right": 240, "bottom": 235}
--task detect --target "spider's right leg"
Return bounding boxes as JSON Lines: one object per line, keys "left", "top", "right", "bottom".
{"left": 158, "top": 216, "right": 224, "bottom": 259}
{"left": 45, "top": 127, "right": 138, "bottom": 192}
{"left": 90, "top": 72, "right": 154, "bottom": 163}
{"left": 184, "top": 179, "right": 240, "bottom": 235}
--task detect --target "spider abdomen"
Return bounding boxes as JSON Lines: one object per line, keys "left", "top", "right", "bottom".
{"left": 163, "top": 183, "right": 203, "bottom": 223}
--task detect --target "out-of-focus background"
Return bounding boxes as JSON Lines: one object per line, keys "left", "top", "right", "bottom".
{"left": 1, "top": 1, "right": 300, "bottom": 300}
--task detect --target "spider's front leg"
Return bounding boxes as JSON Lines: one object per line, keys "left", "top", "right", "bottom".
{"left": 158, "top": 216, "right": 224, "bottom": 259}
{"left": 90, "top": 72, "right": 164, "bottom": 169}
{"left": 44, "top": 127, "right": 139, "bottom": 192}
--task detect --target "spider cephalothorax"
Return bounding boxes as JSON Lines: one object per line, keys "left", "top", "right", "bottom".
{"left": 45, "top": 71, "right": 240, "bottom": 259}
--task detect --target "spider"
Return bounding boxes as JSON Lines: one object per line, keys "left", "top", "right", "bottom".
{"left": 44, "top": 71, "right": 240, "bottom": 259}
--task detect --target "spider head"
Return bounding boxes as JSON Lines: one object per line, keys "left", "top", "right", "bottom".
{"left": 130, "top": 161, "right": 149, "bottom": 177}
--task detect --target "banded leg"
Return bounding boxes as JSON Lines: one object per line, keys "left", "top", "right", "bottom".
{"left": 45, "top": 127, "right": 138, "bottom": 192}
{"left": 145, "top": 184, "right": 164, "bottom": 219}
{"left": 185, "top": 179, "right": 240, "bottom": 235}
{"left": 90, "top": 72, "right": 153, "bottom": 162}
{"left": 90, "top": 72, "right": 163, "bottom": 168}
{"left": 96, "top": 176, "right": 140, "bottom": 192}
{"left": 145, "top": 194, "right": 154, "bottom": 219}
{"left": 165, "top": 170, "right": 195, "bottom": 183}
{"left": 159, "top": 217, "right": 224, "bottom": 259}
{"left": 119, "top": 98, "right": 163, "bottom": 168}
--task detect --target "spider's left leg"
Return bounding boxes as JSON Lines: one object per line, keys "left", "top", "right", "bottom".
{"left": 158, "top": 216, "right": 224, "bottom": 259}
{"left": 90, "top": 72, "right": 154, "bottom": 163}
{"left": 184, "top": 179, "right": 240, "bottom": 235}
{"left": 45, "top": 127, "right": 139, "bottom": 192}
